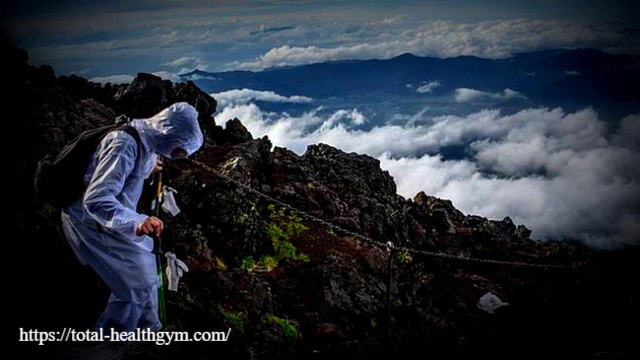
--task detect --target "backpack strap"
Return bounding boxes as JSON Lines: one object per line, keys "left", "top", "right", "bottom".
{"left": 116, "top": 125, "right": 143, "bottom": 170}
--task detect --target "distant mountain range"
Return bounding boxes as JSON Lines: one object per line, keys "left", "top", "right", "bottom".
{"left": 182, "top": 48, "right": 639, "bottom": 120}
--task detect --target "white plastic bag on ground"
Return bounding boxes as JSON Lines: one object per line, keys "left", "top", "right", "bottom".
{"left": 477, "top": 292, "right": 510, "bottom": 314}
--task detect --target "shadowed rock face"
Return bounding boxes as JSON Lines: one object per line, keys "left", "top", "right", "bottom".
{"left": 112, "top": 72, "right": 217, "bottom": 119}
{"left": 6, "top": 36, "right": 637, "bottom": 359}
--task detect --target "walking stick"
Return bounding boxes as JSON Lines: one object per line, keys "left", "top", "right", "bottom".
{"left": 151, "top": 159, "right": 168, "bottom": 331}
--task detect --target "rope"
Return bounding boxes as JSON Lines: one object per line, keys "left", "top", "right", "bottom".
{"left": 184, "top": 156, "right": 582, "bottom": 344}
{"left": 187, "top": 158, "right": 577, "bottom": 270}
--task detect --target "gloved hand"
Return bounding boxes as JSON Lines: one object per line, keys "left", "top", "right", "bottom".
{"left": 165, "top": 252, "right": 189, "bottom": 292}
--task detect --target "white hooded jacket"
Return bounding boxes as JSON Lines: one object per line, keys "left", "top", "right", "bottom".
{"left": 60, "top": 102, "right": 203, "bottom": 331}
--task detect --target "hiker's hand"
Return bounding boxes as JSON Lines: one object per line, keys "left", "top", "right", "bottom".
{"left": 153, "top": 158, "right": 163, "bottom": 173}
{"left": 136, "top": 216, "right": 164, "bottom": 236}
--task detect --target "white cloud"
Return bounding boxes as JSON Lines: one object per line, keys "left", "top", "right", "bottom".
{"left": 382, "top": 14, "right": 406, "bottom": 25}
{"left": 164, "top": 56, "right": 201, "bottom": 68}
{"left": 212, "top": 98, "right": 640, "bottom": 249}
{"left": 88, "top": 74, "right": 134, "bottom": 85}
{"left": 454, "top": 88, "right": 485, "bottom": 102}
{"left": 184, "top": 74, "right": 221, "bottom": 81}
{"left": 365, "top": 14, "right": 407, "bottom": 26}
{"left": 416, "top": 80, "right": 441, "bottom": 94}
{"left": 612, "top": 114, "right": 640, "bottom": 151}
{"left": 210, "top": 89, "right": 313, "bottom": 108}
{"left": 565, "top": 70, "right": 581, "bottom": 76}
{"left": 163, "top": 56, "right": 209, "bottom": 75}
{"left": 382, "top": 109, "right": 640, "bottom": 249}
{"left": 454, "top": 88, "right": 524, "bottom": 102}
{"left": 151, "top": 71, "right": 181, "bottom": 83}
{"left": 229, "top": 19, "right": 640, "bottom": 70}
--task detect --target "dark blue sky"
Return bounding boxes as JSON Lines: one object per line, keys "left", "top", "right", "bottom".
{"left": 2, "top": 0, "right": 638, "bottom": 82}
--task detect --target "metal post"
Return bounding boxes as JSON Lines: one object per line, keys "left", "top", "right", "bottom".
{"left": 385, "top": 241, "right": 395, "bottom": 348}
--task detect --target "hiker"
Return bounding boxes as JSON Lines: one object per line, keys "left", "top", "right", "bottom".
{"left": 60, "top": 102, "right": 203, "bottom": 332}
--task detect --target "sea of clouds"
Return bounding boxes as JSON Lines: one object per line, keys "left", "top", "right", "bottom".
{"left": 211, "top": 89, "right": 640, "bottom": 249}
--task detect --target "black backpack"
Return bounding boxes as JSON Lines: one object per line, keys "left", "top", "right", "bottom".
{"left": 35, "top": 122, "right": 142, "bottom": 208}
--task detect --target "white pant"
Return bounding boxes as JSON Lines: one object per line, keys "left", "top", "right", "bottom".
{"left": 61, "top": 210, "right": 162, "bottom": 332}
